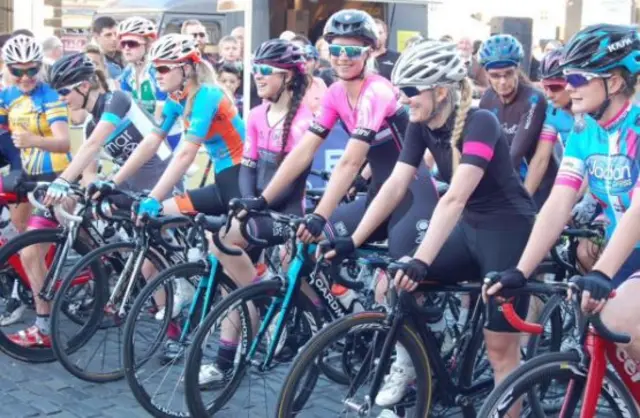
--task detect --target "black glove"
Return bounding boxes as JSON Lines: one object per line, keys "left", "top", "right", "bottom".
{"left": 88, "top": 180, "right": 116, "bottom": 198}
{"left": 321, "top": 236, "right": 356, "bottom": 259}
{"left": 486, "top": 268, "right": 527, "bottom": 290}
{"left": 302, "top": 213, "right": 327, "bottom": 237}
{"left": 571, "top": 271, "right": 613, "bottom": 302}
{"left": 351, "top": 174, "right": 369, "bottom": 193}
{"left": 395, "top": 258, "right": 430, "bottom": 283}
{"left": 231, "top": 196, "right": 268, "bottom": 215}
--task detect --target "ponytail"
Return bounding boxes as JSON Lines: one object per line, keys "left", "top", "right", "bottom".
{"left": 184, "top": 59, "right": 233, "bottom": 119}
{"left": 450, "top": 77, "right": 473, "bottom": 172}
{"left": 278, "top": 71, "right": 309, "bottom": 164}
{"left": 94, "top": 68, "right": 110, "bottom": 92}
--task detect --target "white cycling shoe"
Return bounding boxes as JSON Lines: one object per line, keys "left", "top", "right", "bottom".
{"left": 155, "top": 279, "right": 194, "bottom": 321}
{"left": 374, "top": 364, "right": 416, "bottom": 407}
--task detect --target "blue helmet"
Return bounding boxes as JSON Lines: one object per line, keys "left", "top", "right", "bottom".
{"left": 304, "top": 45, "right": 319, "bottom": 61}
{"left": 562, "top": 24, "right": 640, "bottom": 75}
{"left": 479, "top": 34, "right": 524, "bottom": 70}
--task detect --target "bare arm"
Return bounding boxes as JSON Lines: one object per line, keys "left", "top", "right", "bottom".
{"left": 423, "top": 149, "right": 436, "bottom": 171}
{"left": 80, "top": 160, "right": 99, "bottom": 188}
{"left": 524, "top": 139, "right": 554, "bottom": 195}
{"left": 112, "top": 132, "right": 164, "bottom": 185}
{"left": 60, "top": 121, "right": 116, "bottom": 182}
{"left": 149, "top": 141, "right": 199, "bottom": 201}
{"left": 352, "top": 162, "right": 416, "bottom": 246}
{"left": 262, "top": 131, "right": 323, "bottom": 203}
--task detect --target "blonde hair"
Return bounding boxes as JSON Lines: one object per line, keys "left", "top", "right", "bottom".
{"left": 450, "top": 77, "right": 473, "bottom": 172}
{"left": 184, "top": 59, "right": 234, "bottom": 118}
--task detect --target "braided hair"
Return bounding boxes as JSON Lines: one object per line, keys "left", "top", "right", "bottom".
{"left": 278, "top": 71, "right": 309, "bottom": 164}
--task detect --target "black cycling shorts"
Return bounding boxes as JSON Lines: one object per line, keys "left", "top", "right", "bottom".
{"left": 174, "top": 165, "right": 241, "bottom": 215}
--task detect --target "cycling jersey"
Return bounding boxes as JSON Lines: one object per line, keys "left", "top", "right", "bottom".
{"left": 480, "top": 84, "right": 555, "bottom": 207}
{"left": 155, "top": 84, "right": 245, "bottom": 174}
{"left": 84, "top": 91, "right": 170, "bottom": 192}
{"left": 556, "top": 102, "right": 640, "bottom": 244}
{"left": 241, "top": 102, "right": 314, "bottom": 212}
{"left": 399, "top": 108, "right": 536, "bottom": 226}
{"left": 309, "top": 74, "right": 408, "bottom": 191}
{"left": 0, "top": 83, "right": 71, "bottom": 175}
{"left": 120, "top": 64, "right": 167, "bottom": 115}
{"left": 540, "top": 103, "right": 574, "bottom": 147}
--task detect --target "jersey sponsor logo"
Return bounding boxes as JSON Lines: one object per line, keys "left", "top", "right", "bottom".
{"left": 586, "top": 153, "right": 639, "bottom": 194}
{"left": 415, "top": 219, "right": 429, "bottom": 244}
{"left": 309, "top": 121, "right": 330, "bottom": 138}
{"left": 559, "top": 156, "right": 585, "bottom": 173}
{"left": 105, "top": 128, "right": 139, "bottom": 160}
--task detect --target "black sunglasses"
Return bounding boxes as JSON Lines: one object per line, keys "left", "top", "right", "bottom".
{"left": 9, "top": 65, "right": 40, "bottom": 78}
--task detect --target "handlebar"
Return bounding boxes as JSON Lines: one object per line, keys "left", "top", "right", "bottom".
{"left": 27, "top": 183, "right": 85, "bottom": 224}
{"left": 317, "top": 241, "right": 365, "bottom": 291}
{"left": 310, "top": 169, "right": 331, "bottom": 182}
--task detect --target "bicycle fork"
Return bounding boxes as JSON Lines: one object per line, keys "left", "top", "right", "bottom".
{"left": 40, "top": 224, "right": 79, "bottom": 301}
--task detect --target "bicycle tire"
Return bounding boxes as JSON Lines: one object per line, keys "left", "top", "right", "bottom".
{"left": 275, "top": 311, "right": 433, "bottom": 418}
{"left": 478, "top": 351, "right": 639, "bottom": 417}
{"left": 123, "top": 261, "right": 237, "bottom": 418}
{"left": 50, "top": 241, "right": 169, "bottom": 382}
{"left": 525, "top": 293, "right": 569, "bottom": 359}
{"left": 0, "top": 228, "right": 96, "bottom": 363}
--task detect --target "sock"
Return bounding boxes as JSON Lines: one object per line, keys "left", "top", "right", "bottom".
{"left": 216, "top": 339, "right": 238, "bottom": 371}
{"left": 458, "top": 307, "right": 469, "bottom": 328}
{"left": 394, "top": 343, "right": 412, "bottom": 367}
{"left": 35, "top": 314, "right": 50, "bottom": 335}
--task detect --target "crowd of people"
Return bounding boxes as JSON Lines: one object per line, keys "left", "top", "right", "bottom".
{"left": 0, "top": 10, "right": 637, "bottom": 417}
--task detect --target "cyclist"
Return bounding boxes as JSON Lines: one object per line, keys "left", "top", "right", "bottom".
{"left": 198, "top": 38, "right": 315, "bottom": 385}
{"left": 367, "top": 41, "right": 536, "bottom": 414}
{"left": 120, "top": 34, "right": 244, "bottom": 221}
{"left": 117, "top": 17, "right": 166, "bottom": 119}
{"left": 0, "top": 35, "right": 71, "bottom": 345}
{"left": 43, "top": 53, "right": 170, "bottom": 206}
{"left": 290, "top": 35, "right": 328, "bottom": 114}
{"left": 485, "top": 23, "right": 640, "bottom": 385}
{"left": 479, "top": 34, "right": 552, "bottom": 209}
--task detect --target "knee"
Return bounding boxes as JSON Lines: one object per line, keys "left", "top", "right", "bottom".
{"left": 20, "top": 245, "right": 40, "bottom": 266}
{"left": 577, "top": 239, "right": 597, "bottom": 272}
{"left": 484, "top": 332, "right": 520, "bottom": 371}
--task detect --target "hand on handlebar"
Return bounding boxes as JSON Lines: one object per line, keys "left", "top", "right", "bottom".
{"left": 43, "top": 178, "right": 71, "bottom": 206}
{"left": 296, "top": 213, "right": 326, "bottom": 243}
{"left": 229, "top": 196, "right": 268, "bottom": 220}
{"left": 318, "top": 236, "right": 355, "bottom": 261}
{"left": 87, "top": 180, "right": 116, "bottom": 201}
{"left": 568, "top": 271, "right": 614, "bottom": 314}
{"left": 389, "top": 256, "right": 429, "bottom": 292}
{"left": 136, "top": 197, "right": 163, "bottom": 224}
{"left": 482, "top": 268, "right": 527, "bottom": 303}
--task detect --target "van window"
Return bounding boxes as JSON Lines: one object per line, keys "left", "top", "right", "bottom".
{"left": 161, "top": 15, "right": 223, "bottom": 45}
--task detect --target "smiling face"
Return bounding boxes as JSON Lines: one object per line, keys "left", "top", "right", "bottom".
{"left": 9, "top": 62, "right": 41, "bottom": 93}
{"left": 399, "top": 86, "right": 449, "bottom": 123}
{"left": 253, "top": 64, "right": 289, "bottom": 99}
{"left": 329, "top": 37, "right": 369, "bottom": 80}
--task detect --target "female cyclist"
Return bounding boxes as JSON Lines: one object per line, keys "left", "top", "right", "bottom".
{"left": 198, "top": 38, "right": 316, "bottom": 385}
{"left": 364, "top": 41, "right": 536, "bottom": 414}
{"left": 486, "top": 23, "right": 640, "bottom": 367}
{"left": 0, "top": 35, "right": 71, "bottom": 346}
{"left": 290, "top": 35, "right": 328, "bottom": 114}
{"left": 479, "top": 34, "right": 553, "bottom": 208}
{"left": 43, "top": 53, "right": 170, "bottom": 205}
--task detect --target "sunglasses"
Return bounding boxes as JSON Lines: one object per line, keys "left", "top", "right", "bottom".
{"left": 564, "top": 71, "right": 611, "bottom": 88}
{"left": 399, "top": 86, "right": 431, "bottom": 99}
{"left": 56, "top": 82, "right": 82, "bottom": 97}
{"left": 541, "top": 80, "right": 567, "bottom": 93}
{"left": 252, "top": 64, "right": 287, "bottom": 76}
{"left": 154, "top": 63, "right": 184, "bottom": 75}
{"left": 120, "top": 40, "right": 142, "bottom": 49}
{"left": 191, "top": 32, "right": 207, "bottom": 39}
{"left": 327, "top": 44, "right": 369, "bottom": 59}
{"left": 9, "top": 65, "right": 40, "bottom": 78}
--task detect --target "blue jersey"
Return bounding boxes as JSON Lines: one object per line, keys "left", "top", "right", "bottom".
{"left": 542, "top": 103, "right": 574, "bottom": 147}
{"left": 556, "top": 102, "right": 640, "bottom": 242}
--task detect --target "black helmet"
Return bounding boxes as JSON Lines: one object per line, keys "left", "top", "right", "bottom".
{"left": 539, "top": 48, "right": 564, "bottom": 79}
{"left": 253, "top": 39, "right": 305, "bottom": 73}
{"left": 49, "top": 53, "right": 96, "bottom": 90}
{"left": 323, "top": 9, "right": 378, "bottom": 47}
{"left": 561, "top": 24, "right": 640, "bottom": 75}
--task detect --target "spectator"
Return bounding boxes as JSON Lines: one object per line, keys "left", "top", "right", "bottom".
{"left": 41, "top": 35, "right": 63, "bottom": 66}
{"left": 218, "top": 61, "right": 244, "bottom": 116}
{"left": 218, "top": 35, "right": 240, "bottom": 63}
{"left": 371, "top": 18, "right": 400, "bottom": 80}
{"left": 181, "top": 19, "right": 217, "bottom": 64}
{"left": 279, "top": 30, "right": 296, "bottom": 41}
{"left": 92, "top": 16, "right": 124, "bottom": 79}
{"left": 231, "top": 26, "right": 245, "bottom": 56}
{"left": 315, "top": 37, "right": 330, "bottom": 61}
{"left": 291, "top": 35, "right": 328, "bottom": 114}
{"left": 84, "top": 44, "right": 118, "bottom": 91}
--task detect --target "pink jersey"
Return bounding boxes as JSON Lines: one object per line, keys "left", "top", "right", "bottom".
{"left": 303, "top": 76, "right": 328, "bottom": 115}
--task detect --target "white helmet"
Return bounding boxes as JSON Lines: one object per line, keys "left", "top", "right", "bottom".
{"left": 391, "top": 41, "right": 467, "bottom": 88}
{"left": 149, "top": 34, "right": 200, "bottom": 63}
{"left": 2, "top": 35, "right": 43, "bottom": 65}
{"left": 118, "top": 17, "right": 157, "bottom": 40}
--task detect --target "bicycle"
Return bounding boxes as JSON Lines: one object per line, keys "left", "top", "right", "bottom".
{"left": 478, "top": 278, "right": 638, "bottom": 417}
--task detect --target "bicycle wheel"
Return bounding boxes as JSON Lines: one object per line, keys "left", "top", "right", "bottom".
{"left": 183, "top": 279, "right": 324, "bottom": 417}
{"left": 123, "top": 261, "right": 237, "bottom": 418}
{"left": 275, "top": 311, "right": 432, "bottom": 418}
{"left": 526, "top": 293, "right": 579, "bottom": 358}
{"left": 50, "top": 241, "right": 169, "bottom": 382}
{"left": 0, "top": 228, "right": 97, "bottom": 363}
{"left": 478, "top": 351, "right": 639, "bottom": 417}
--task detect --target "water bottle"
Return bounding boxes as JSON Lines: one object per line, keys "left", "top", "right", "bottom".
{"left": 187, "top": 247, "right": 203, "bottom": 263}
{"left": 331, "top": 284, "right": 363, "bottom": 313}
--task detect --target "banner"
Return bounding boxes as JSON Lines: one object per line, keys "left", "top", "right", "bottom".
{"left": 217, "top": 0, "right": 247, "bottom": 12}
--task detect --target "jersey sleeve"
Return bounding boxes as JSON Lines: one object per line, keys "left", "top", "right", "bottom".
{"left": 308, "top": 85, "right": 339, "bottom": 139}
{"left": 43, "top": 88, "right": 68, "bottom": 125}
{"left": 398, "top": 122, "right": 429, "bottom": 168}
{"left": 352, "top": 81, "right": 396, "bottom": 143}
{"left": 460, "top": 110, "right": 502, "bottom": 170}
{"left": 509, "top": 92, "right": 547, "bottom": 169}
{"left": 153, "top": 100, "right": 180, "bottom": 138}
{"left": 554, "top": 122, "right": 587, "bottom": 191}
{"left": 100, "top": 91, "right": 132, "bottom": 126}
{"left": 539, "top": 121, "right": 559, "bottom": 143}
{"left": 0, "top": 91, "right": 8, "bottom": 130}
{"left": 184, "top": 86, "right": 223, "bottom": 144}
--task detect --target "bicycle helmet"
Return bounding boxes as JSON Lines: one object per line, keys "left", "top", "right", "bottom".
{"left": 391, "top": 41, "right": 467, "bottom": 88}
{"left": 117, "top": 17, "right": 157, "bottom": 41}
{"left": 323, "top": 9, "right": 378, "bottom": 47}
{"left": 149, "top": 34, "right": 201, "bottom": 63}
{"left": 49, "top": 53, "right": 96, "bottom": 90}
{"left": 2, "top": 35, "right": 43, "bottom": 65}
{"left": 479, "top": 34, "right": 524, "bottom": 69}
{"left": 253, "top": 39, "right": 306, "bottom": 73}
{"left": 561, "top": 24, "right": 640, "bottom": 75}
{"left": 304, "top": 45, "right": 320, "bottom": 61}
{"left": 539, "top": 48, "right": 564, "bottom": 79}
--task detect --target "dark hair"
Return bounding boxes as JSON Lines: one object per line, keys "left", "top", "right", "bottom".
{"left": 11, "top": 29, "right": 34, "bottom": 37}
{"left": 94, "top": 68, "right": 110, "bottom": 92}
{"left": 218, "top": 61, "right": 243, "bottom": 94}
{"left": 291, "top": 35, "right": 311, "bottom": 46}
{"left": 472, "top": 40, "right": 482, "bottom": 55}
{"left": 279, "top": 72, "right": 309, "bottom": 164}
{"left": 92, "top": 16, "right": 117, "bottom": 34}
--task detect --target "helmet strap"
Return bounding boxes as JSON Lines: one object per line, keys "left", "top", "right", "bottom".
{"left": 589, "top": 79, "right": 611, "bottom": 121}
{"left": 77, "top": 87, "right": 90, "bottom": 110}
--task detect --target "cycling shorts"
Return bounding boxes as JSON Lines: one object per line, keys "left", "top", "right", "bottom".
{"left": 174, "top": 165, "right": 240, "bottom": 215}
{"left": 0, "top": 131, "right": 21, "bottom": 172}
{"left": 612, "top": 249, "right": 640, "bottom": 288}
